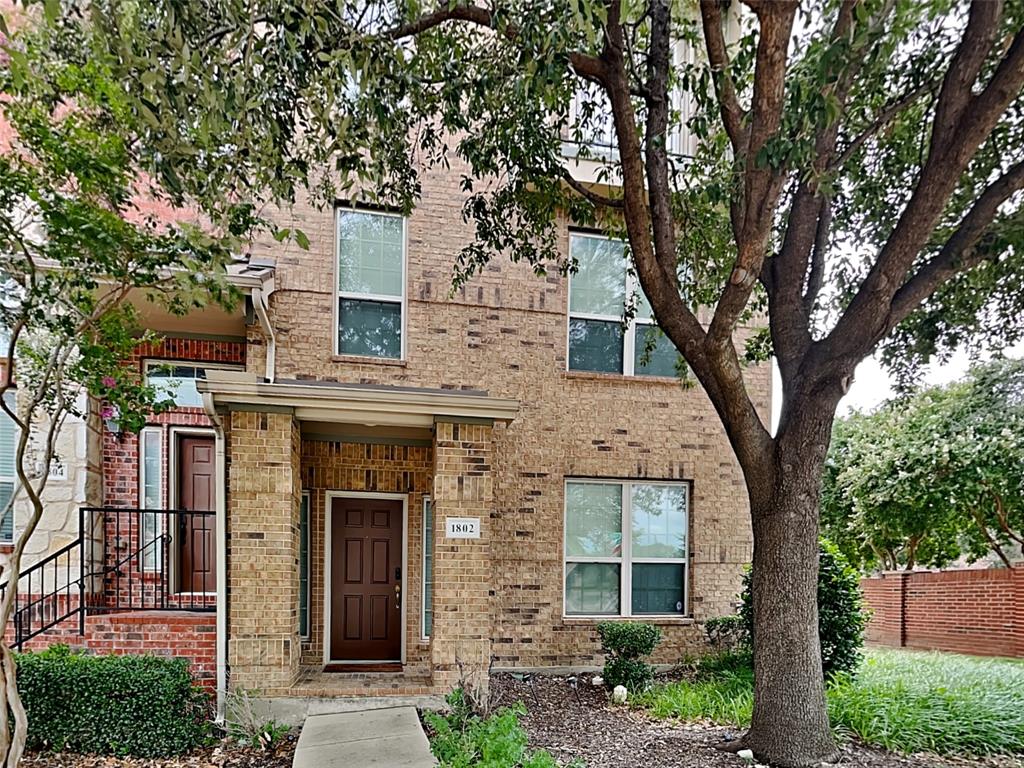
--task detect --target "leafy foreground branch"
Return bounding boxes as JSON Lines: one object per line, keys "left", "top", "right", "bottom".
{"left": 639, "top": 649, "right": 1024, "bottom": 758}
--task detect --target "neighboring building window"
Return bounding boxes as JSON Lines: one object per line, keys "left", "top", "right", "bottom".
{"left": 422, "top": 497, "right": 433, "bottom": 639}
{"left": 564, "top": 480, "right": 689, "bottom": 617}
{"left": 299, "top": 492, "right": 310, "bottom": 638}
{"left": 144, "top": 362, "right": 239, "bottom": 408}
{"left": 139, "top": 427, "right": 162, "bottom": 570}
{"left": 564, "top": 84, "right": 617, "bottom": 158}
{"left": 0, "top": 392, "right": 17, "bottom": 544}
{"left": 567, "top": 233, "right": 683, "bottom": 377}
{"left": 336, "top": 209, "right": 406, "bottom": 359}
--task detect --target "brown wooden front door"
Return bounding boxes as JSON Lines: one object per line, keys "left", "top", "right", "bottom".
{"left": 330, "top": 497, "right": 403, "bottom": 661}
{"left": 178, "top": 436, "right": 216, "bottom": 593}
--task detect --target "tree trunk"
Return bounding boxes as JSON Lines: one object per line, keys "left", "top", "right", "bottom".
{"left": 739, "top": 393, "right": 841, "bottom": 766}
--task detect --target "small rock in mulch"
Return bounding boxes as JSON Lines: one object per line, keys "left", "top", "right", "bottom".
{"left": 19, "top": 733, "right": 299, "bottom": 768}
{"left": 489, "top": 673, "right": 1024, "bottom": 768}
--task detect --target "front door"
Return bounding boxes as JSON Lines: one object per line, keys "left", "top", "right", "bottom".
{"left": 330, "top": 496, "right": 403, "bottom": 661}
{"left": 178, "top": 436, "right": 216, "bottom": 593}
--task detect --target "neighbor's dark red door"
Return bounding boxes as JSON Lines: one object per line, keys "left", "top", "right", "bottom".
{"left": 178, "top": 437, "right": 216, "bottom": 593}
{"left": 330, "top": 497, "right": 403, "bottom": 661}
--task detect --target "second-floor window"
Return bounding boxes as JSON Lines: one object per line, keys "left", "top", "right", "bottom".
{"left": 336, "top": 209, "right": 406, "bottom": 360}
{"left": 567, "top": 233, "right": 682, "bottom": 377}
{"left": 144, "top": 362, "right": 240, "bottom": 408}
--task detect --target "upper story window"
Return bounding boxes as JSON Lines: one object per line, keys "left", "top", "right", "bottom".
{"left": 564, "top": 84, "right": 617, "bottom": 159}
{"left": 567, "top": 233, "right": 683, "bottom": 377}
{"left": 563, "top": 42, "right": 696, "bottom": 161}
{"left": 144, "top": 362, "right": 240, "bottom": 408}
{"left": 564, "top": 479, "right": 689, "bottom": 617}
{"left": 336, "top": 209, "right": 406, "bottom": 360}
{"left": 0, "top": 391, "right": 17, "bottom": 544}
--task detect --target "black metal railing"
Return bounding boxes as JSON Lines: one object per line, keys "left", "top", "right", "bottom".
{"left": 1, "top": 539, "right": 83, "bottom": 649}
{"left": 84, "top": 507, "right": 216, "bottom": 614}
{"left": 2, "top": 506, "right": 216, "bottom": 649}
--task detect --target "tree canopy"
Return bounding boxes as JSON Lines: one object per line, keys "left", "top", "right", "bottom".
{"left": 17, "top": 0, "right": 1024, "bottom": 764}
{"left": 823, "top": 357, "right": 1024, "bottom": 572}
{"left": 0, "top": 17, "right": 238, "bottom": 764}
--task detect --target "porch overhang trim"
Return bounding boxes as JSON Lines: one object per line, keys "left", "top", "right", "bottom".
{"left": 197, "top": 371, "right": 519, "bottom": 428}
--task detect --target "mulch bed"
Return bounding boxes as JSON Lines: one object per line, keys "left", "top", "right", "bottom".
{"left": 490, "top": 673, "right": 1024, "bottom": 768}
{"left": 19, "top": 733, "right": 299, "bottom": 768}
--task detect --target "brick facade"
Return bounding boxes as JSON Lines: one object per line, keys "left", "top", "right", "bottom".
{"left": 226, "top": 410, "right": 303, "bottom": 693}
{"left": 12, "top": 337, "right": 242, "bottom": 686}
{"left": 862, "top": 566, "right": 1024, "bottom": 658}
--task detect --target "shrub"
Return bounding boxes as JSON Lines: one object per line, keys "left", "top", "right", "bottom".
{"left": 740, "top": 538, "right": 865, "bottom": 679}
{"left": 424, "top": 689, "right": 563, "bottom": 768}
{"left": 703, "top": 614, "right": 746, "bottom": 651}
{"left": 17, "top": 645, "right": 211, "bottom": 756}
{"left": 596, "top": 621, "right": 661, "bottom": 692}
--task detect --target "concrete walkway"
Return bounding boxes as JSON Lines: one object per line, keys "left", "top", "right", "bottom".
{"left": 292, "top": 706, "right": 437, "bottom": 768}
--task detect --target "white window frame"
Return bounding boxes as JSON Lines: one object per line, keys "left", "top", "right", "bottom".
{"left": 0, "top": 390, "right": 17, "bottom": 544}
{"left": 563, "top": 478, "right": 690, "bottom": 619}
{"left": 143, "top": 360, "right": 242, "bottom": 408}
{"left": 421, "top": 495, "right": 433, "bottom": 640}
{"left": 567, "top": 232, "right": 678, "bottom": 377}
{"left": 138, "top": 426, "right": 163, "bottom": 571}
{"left": 299, "top": 490, "right": 311, "bottom": 640}
{"left": 333, "top": 207, "right": 408, "bottom": 361}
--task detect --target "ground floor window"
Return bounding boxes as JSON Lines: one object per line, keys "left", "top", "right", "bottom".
{"left": 299, "top": 492, "right": 310, "bottom": 639}
{"left": 564, "top": 479, "right": 689, "bottom": 617}
{"left": 422, "top": 497, "right": 433, "bottom": 639}
{"left": 139, "top": 427, "right": 163, "bottom": 570}
{"left": 0, "top": 391, "right": 16, "bottom": 544}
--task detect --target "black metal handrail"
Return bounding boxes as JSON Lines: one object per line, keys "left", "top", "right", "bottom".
{"left": 3, "top": 506, "right": 216, "bottom": 649}
{"left": 1, "top": 539, "right": 83, "bottom": 648}
{"left": 82, "top": 506, "right": 216, "bottom": 614}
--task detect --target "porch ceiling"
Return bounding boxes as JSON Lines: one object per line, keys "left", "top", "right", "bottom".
{"left": 197, "top": 370, "right": 519, "bottom": 429}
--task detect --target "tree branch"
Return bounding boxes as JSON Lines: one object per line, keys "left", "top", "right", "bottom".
{"left": 831, "top": 80, "right": 938, "bottom": 172}
{"left": 559, "top": 169, "right": 624, "bottom": 209}
{"left": 707, "top": 1, "right": 796, "bottom": 351}
{"left": 887, "top": 158, "right": 1024, "bottom": 329}
{"left": 699, "top": 0, "right": 746, "bottom": 154}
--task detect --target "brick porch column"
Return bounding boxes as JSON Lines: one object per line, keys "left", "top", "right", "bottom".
{"left": 226, "top": 409, "right": 302, "bottom": 693}
{"left": 431, "top": 420, "right": 494, "bottom": 692}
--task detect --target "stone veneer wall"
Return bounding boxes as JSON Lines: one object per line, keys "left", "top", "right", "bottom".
{"left": 298, "top": 439, "right": 433, "bottom": 675}
{"left": 226, "top": 410, "right": 302, "bottom": 693}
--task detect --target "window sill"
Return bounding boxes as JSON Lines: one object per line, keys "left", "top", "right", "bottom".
{"left": 331, "top": 355, "right": 407, "bottom": 367}
{"left": 563, "top": 370, "right": 685, "bottom": 386}
{"left": 562, "top": 616, "right": 695, "bottom": 626}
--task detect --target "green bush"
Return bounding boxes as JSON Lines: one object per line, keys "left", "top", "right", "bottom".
{"left": 17, "top": 645, "right": 212, "bottom": 756}
{"left": 424, "top": 689, "right": 563, "bottom": 768}
{"left": 740, "top": 538, "right": 865, "bottom": 679}
{"left": 703, "top": 615, "right": 745, "bottom": 650}
{"left": 596, "top": 621, "right": 661, "bottom": 692}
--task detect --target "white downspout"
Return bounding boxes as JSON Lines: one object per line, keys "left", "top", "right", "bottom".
{"left": 251, "top": 286, "right": 276, "bottom": 384}
{"left": 202, "top": 391, "right": 228, "bottom": 721}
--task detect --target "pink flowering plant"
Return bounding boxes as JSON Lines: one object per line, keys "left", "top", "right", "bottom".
{"left": 0, "top": 23, "right": 239, "bottom": 763}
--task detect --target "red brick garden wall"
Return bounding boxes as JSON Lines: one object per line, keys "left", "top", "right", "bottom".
{"left": 9, "top": 611, "right": 216, "bottom": 690}
{"left": 861, "top": 565, "right": 1024, "bottom": 658}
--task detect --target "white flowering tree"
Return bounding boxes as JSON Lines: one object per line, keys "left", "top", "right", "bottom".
{"left": 0, "top": 23, "right": 239, "bottom": 765}
{"left": 823, "top": 358, "right": 1024, "bottom": 571}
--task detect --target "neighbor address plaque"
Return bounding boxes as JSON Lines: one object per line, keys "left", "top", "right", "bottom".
{"left": 445, "top": 517, "right": 481, "bottom": 539}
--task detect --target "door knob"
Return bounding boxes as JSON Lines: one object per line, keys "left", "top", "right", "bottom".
{"left": 395, "top": 583, "right": 401, "bottom": 609}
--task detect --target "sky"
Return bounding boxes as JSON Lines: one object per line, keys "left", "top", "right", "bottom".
{"left": 771, "top": 341, "right": 1024, "bottom": 433}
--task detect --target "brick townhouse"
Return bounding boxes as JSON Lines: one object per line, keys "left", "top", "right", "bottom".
{"left": 3, "top": 41, "right": 765, "bottom": 718}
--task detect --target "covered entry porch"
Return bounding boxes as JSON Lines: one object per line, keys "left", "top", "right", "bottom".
{"left": 199, "top": 371, "right": 517, "bottom": 699}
